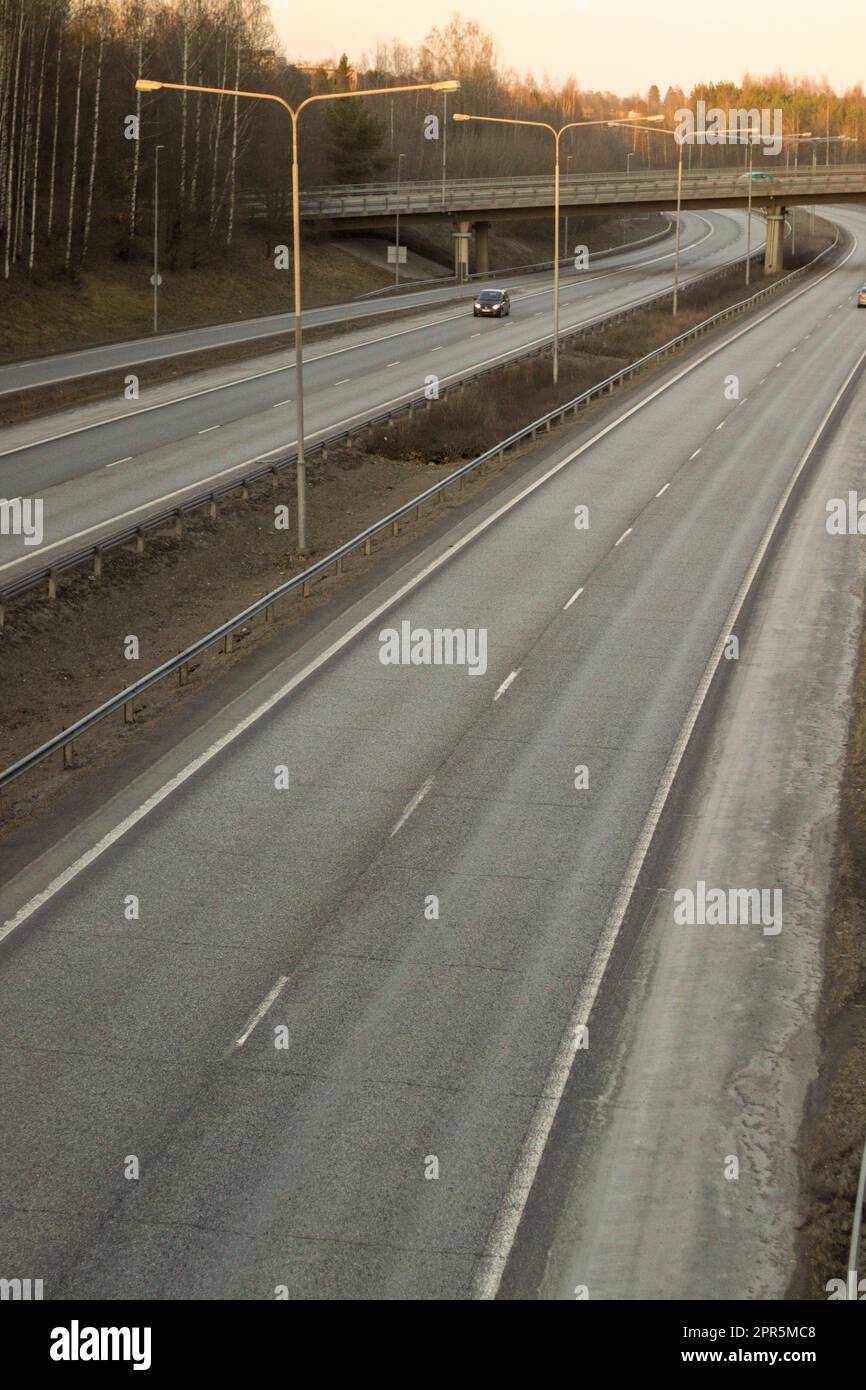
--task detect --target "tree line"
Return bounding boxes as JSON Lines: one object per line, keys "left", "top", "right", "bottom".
{"left": 1, "top": 3, "right": 864, "bottom": 284}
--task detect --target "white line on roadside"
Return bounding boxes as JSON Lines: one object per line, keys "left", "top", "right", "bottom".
{"left": 470, "top": 330, "right": 866, "bottom": 1305}
{"left": 689, "top": 448, "right": 701, "bottom": 460}
{"left": 431, "top": 346, "right": 443, "bottom": 352}
{"left": 390, "top": 778, "right": 434, "bottom": 838}
{"left": 105, "top": 457, "right": 132, "bottom": 469}
{"left": 2, "top": 237, "right": 855, "bottom": 951}
{"left": 614, "top": 527, "right": 632, "bottom": 546}
{"left": 234, "top": 975, "right": 290, "bottom": 1048}
{"left": 198, "top": 425, "right": 220, "bottom": 434}
{"left": 386, "top": 361, "right": 401, "bottom": 367}
{"left": 494, "top": 669, "right": 520, "bottom": 701}
{"left": 563, "top": 586, "right": 584, "bottom": 609}
{"left": 655, "top": 482, "right": 670, "bottom": 496}
{"left": 335, "top": 378, "right": 351, "bottom": 386}
{"left": 271, "top": 398, "right": 291, "bottom": 407}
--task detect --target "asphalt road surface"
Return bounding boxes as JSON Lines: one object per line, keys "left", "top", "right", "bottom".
{"left": 0, "top": 206, "right": 862, "bottom": 1299}
{"left": 0, "top": 218, "right": 674, "bottom": 395}
{"left": 0, "top": 210, "right": 759, "bottom": 588}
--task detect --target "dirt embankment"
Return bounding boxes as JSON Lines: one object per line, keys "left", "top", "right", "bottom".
{"left": 795, "top": 609, "right": 866, "bottom": 1298}
{"left": 0, "top": 217, "right": 839, "bottom": 842}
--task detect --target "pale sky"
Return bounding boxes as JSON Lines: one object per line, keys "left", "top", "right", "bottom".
{"left": 267, "top": 0, "right": 863, "bottom": 95}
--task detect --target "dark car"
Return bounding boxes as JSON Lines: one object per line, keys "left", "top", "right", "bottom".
{"left": 473, "top": 288, "right": 511, "bottom": 318}
{"left": 858, "top": 286, "right": 866, "bottom": 307}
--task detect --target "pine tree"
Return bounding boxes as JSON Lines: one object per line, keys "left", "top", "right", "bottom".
{"left": 325, "top": 98, "right": 387, "bottom": 183}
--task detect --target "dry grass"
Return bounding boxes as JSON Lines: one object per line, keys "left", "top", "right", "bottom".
{"left": 366, "top": 235, "right": 834, "bottom": 467}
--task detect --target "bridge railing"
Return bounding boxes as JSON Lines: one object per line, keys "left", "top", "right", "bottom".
{"left": 300, "top": 164, "right": 866, "bottom": 216}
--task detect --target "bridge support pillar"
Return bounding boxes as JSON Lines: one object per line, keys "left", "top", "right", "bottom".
{"left": 764, "top": 202, "right": 786, "bottom": 274}
{"left": 474, "top": 221, "right": 491, "bottom": 275}
{"left": 453, "top": 218, "right": 471, "bottom": 282}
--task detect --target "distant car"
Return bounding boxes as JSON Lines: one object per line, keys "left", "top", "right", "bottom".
{"left": 473, "top": 288, "right": 510, "bottom": 318}
{"left": 738, "top": 171, "right": 773, "bottom": 183}
{"left": 858, "top": 286, "right": 866, "bottom": 307}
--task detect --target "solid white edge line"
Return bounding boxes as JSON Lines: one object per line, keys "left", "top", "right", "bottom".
{"left": 1, "top": 233, "right": 855, "bottom": 948}
{"left": 614, "top": 527, "right": 632, "bottom": 546}
{"left": 494, "top": 669, "right": 520, "bottom": 701}
{"left": 0, "top": 217, "right": 710, "bottom": 401}
{"left": 234, "top": 975, "right": 290, "bottom": 1048}
{"left": 468, "top": 333, "right": 866, "bottom": 1302}
{"left": 563, "top": 585, "right": 584, "bottom": 609}
{"left": 390, "top": 778, "right": 435, "bottom": 838}
{"left": 655, "top": 482, "right": 670, "bottom": 497}
{"left": 0, "top": 217, "right": 726, "bottom": 463}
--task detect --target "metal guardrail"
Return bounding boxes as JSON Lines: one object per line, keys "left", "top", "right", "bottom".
{"left": 301, "top": 163, "right": 866, "bottom": 201}
{"left": 0, "top": 229, "right": 841, "bottom": 791}
{"left": 300, "top": 166, "right": 866, "bottom": 217}
{"left": 847, "top": 1132, "right": 866, "bottom": 1299}
{"left": 351, "top": 215, "right": 675, "bottom": 301}
{"left": 0, "top": 233, "right": 772, "bottom": 618}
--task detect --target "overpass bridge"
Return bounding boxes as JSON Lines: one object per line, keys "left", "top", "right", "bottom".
{"left": 299, "top": 163, "right": 866, "bottom": 277}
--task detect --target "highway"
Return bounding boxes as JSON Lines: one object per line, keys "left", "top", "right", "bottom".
{"left": 0, "top": 210, "right": 759, "bottom": 588}
{"left": 0, "top": 204, "right": 863, "bottom": 1299}
{"left": 0, "top": 216, "right": 671, "bottom": 396}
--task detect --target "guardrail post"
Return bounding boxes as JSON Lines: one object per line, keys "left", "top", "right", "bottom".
{"left": 136, "top": 528, "right": 145, "bottom": 555}
{"left": 364, "top": 537, "right": 372, "bottom": 557}
{"left": 391, "top": 519, "right": 399, "bottom": 536}
{"left": 63, "top": 739, "right": 75, "bottom": 770}
{"left": 224, "top": 630, "right": 234, "bottom": 654}
{"left": 270, "top": 467, "right": 280, "bottom": 490}
{"left": 174, "top": 511, "right": 184, "bottom": 539}
{"left": 335, "top": 555, "right": 343, "bottom": 575}
{"left": 209, "top": 497, "right": 218, "bottom": 521}
{"left": 0, "top": 602, "right": 4, "bottom": 629}
{"left": 48, "top": 570, "right": 57, "bottom": 603}
{"left": 93, "top": 548, "right": 103, "bottom": 579}
{"left": 302, "top": 578, "right": 311, "bottom": 598}
{"left": 123, "top": 700, "right": 134, "bottom": 725}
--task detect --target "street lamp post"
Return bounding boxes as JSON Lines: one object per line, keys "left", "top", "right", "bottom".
{"left": 452, "top": 111, "right": 661, "bottom": 384}
{"left": 394, "top": 151, "right": 406, "bottom": 287}
{"left": 137, "top": 75, "right": 460, "bottom": 553}
{"left": 152, "top": 143, "right": 164, "bottom": 333}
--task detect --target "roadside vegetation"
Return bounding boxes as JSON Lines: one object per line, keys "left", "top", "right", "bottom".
{"left": 0, "top": 211, "right": 837, "bottom": 836}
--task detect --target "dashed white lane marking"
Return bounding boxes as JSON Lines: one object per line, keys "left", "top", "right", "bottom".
{"left": 6, "top": 238, "right": 853, "bottom": 953}
{"left": 234, "top": 975, "right": 290, "bottom": 1048}
{"left": 390, "top": 778, "right": 435, "bottom": 838}
{"left": 775, "top": 360, "right": 783, "bottom": 367}
{"left": 563, "top": 585, "right": 584, "bottom": 609}
{"left": 271, "top": 398, "right": 291, "bottom": 407}
{"left": 739, "top": 396, "right": 749, "bottom": 404}
{"left": 471, "top": 332, "right": 481, "bottom": 338}
{"left": 656, "top": 482, "right": 670, "bottom": 497}
{"left": 198, "top": 424, "right": 220, "bottom": 434}
{"left": 716, "top": 421, "right": 725, "bottom": 430}
{"left": 494, "top": 669, "right": 520, "bottom": 701}
{"left": 105, "top": 456, "right": 132, "bottom": 469}
{"left": 614, "top": 527, "right": 633, "bottom": 547}
{"left": 759, "top": 376, "right": 767, "bottom": 384}
{"left": 689, "top": 448, "right": 701, "bottom": 460}
{"left": 431, "top": 346, "right": 444, "bottom": 352}
{"left": 386, "top": 360, "right": 401, "bottom": 367}
{"left": 334, "top": 378, "right": 351, "bottom": 386}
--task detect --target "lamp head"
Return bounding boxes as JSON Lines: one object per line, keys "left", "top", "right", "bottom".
{"left": 136, "top": 79, "right": 163, "bottom": 92}
{"left": 432, "top": 80, "right": 460, "bottom": 93}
